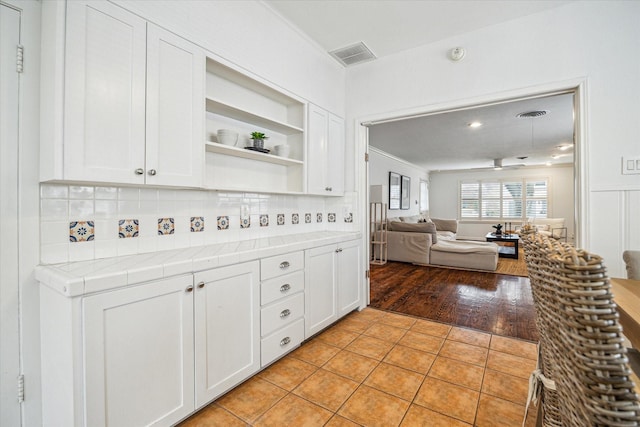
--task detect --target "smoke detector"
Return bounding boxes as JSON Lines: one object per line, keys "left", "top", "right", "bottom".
{"left": 329, "top": 42, "right": 376, "bottom": 67}
{"left": 516, "top": 110, "right": 549, "bottom": 118}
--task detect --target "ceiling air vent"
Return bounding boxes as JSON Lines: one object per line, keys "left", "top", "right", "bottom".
{"left": 516, "top": 110, "right": 549, "bottom": 118}
{"left": 329, "top": 42, "right": 376, "bottom": 67}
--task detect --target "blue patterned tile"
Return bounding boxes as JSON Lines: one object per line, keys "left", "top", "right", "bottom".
{"left": 328, "top": 212, "right": 336, "bottom": 223}
{"left": 292, "top": 213, "right": 299, "bottom": 225}
{"left": 316, "top": 213, "right": 323, "bottom": 223}
{"left": 344, "top": 213, "right": 353, "bottom": 223}
{"left": 217, "top": 216, "right": 229, "bottom": 230}
{"left": 240, "top": 217, "right": 251, "bottom": 229}
{"left": 260, "top": 214, "right": 269, "bottom": 227}
{"left": 277, "top": 213, "right": 285, "bottom": 225}
{"left": 118, "top": 219, "right": 139, "bottom": 238}
{"left": 158, "top": 218, "right": 175, "bottom": 235}
{"left": 70, "top": 221, "right": 94, "bottom": 242}
{"left": 191, "top": 217, "right": 205, "bottom": 232}
{"left": 305, "top": 213, "right": 312, "bottom": 224}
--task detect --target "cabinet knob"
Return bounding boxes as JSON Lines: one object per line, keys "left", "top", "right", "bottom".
{"left": 335, "top": 248, "right": 342, "bottom": 253}
{"left": 280, "top": 337, "right": 291, "bottom": 347}
{"left": 280, "top": 309, "right": 291, "bottom": 318}
{"left": 148, "top": 169, "right": 157, "bottom": 176}
{"left": 197, "top": 282, "right": 205, "bottom": 289}
{"left": 280, "top": 283, "right": 291, "bottom": 293}
{"left": 134, "top": 168, "right": 144, "bottom": 175}
{"left": 279, "top": 261, "right": 290, "bottom": 269}
{"left": 325, "top": 187, "right": 332, "bottom": 191}
{"left": 186, "top": 285, "right": 194, "bottom": 293}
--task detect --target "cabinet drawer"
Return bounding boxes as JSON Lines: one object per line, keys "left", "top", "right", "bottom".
{"left": 261, "top": 318, "right": 305, "bottom": 367}
{"left": 261, "top": 270, "right": 304, "bottom": 306}
{"left": 261, "top": 251, "right": 303, "bottom": 281}
{"left": 261, "top": 292, "right": 304, "bottom": 337}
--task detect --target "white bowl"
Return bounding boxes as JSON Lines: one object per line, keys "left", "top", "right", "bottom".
{"left": 217, "top": 129, "right": 238, "bottom": 146}
{"left": 274, "top": 144, "right": 290, "bottom": 158}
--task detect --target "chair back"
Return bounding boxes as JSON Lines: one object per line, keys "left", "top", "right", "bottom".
{"left": 623, "top": 250, "right": 640, "bottom": 280}
{"left": 521, "top": 228, "right": 640, "bottom": 426}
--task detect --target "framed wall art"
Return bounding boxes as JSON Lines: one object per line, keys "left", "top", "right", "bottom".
{"left": 389, "top": 172, "right": 401, "bottom": 210}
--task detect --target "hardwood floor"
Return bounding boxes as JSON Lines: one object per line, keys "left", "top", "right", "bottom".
{"left": 369, "top": 261, "right": 539, "bottom": 342}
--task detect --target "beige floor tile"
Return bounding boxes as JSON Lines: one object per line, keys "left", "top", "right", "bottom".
{"left": 487, "top": 350, "right": 537, "bottom": 379}
{"left": 380, "top": 312, "right": 418, "bottom": 329}
{"left": 398, "top": 330, "right": 444, "bottom": 354}
{"left": 215, "top": 377, "right": 287, "bottom": 423}
{"left": 325, "top": 415, "right": 361, "bottom": 427}
{"left": 448, "top": 327, "right": 491, "bottom": 348}
{"left": 410, "top": 319, "right": 452, "bottom": 338}
{"left": 428, "top": 356, "right": 484, "bottom": 391}
{"left": 345, "top": 334, "right": 395, "bottom": 360}
{"left": 292, "top": 368, "right": 359, "bottom": 411}
{"left": 481, "top": 369, "right": 529, "bottom": 405}
{"left": 364, "top": 362, "right": 424, "bottom": 401}
{"left": 290, "top": 339, "right": 340, "bottom": 366}
{"left": 323, "top": 349, "right": 379, "bottom": 382}
{"left": 383, "top": 344, "right": 437, "bottom": 374}
{"left": 348, "top": 307, "right": 386, "bottom": 323}
{"left": 475, "top": 393, "right": 527, "bottom": 427}
{"left": 413, "top": 377, "right": 479, "bottom": 424}
{"left": 439, "top": 340, "right": 488, "bottom": 366}
{"left": 338, "top": 385, "right": 410, "bottom": 427}
{"left": 400, "top": 404, "right": 472, "bottom": 427}
{"left": 178, "top": 404, "right": 245, "bottom": 427}
{"left": 253, "top": 394, "right": 333, "bottom": 427}
{"left": 258, "top": 356, "right": 318, "bottom": 391}
{"left": 490, "top": 335, "right": 538, "bottom": 360}
{"left": 315, "top": 327, "right": 360, "bottom": 348}
{"left": 363, "top": 322, "right": 408, "bottom": 343}
{"left": 334, "top": 316, "right": 373, "bottom": 334}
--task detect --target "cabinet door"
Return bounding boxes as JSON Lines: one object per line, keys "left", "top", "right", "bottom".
{"left": 327, "top": 112, "right": 345, "bottom": 195}
{"left": 337, "top": 240, "right": 362, "bottom": 317}
{"left": 194, "top": 261, "right": 260, "bottom": 407}
{"left": 306, "top": 104, "right": 329, "bottom": 195}
{"left": 305, "top": 244, "right": 337, "bottom": 337}
{"left": 83, "top": 275, "right": 195, "bottom": 427}
{"left": 146, "top": 24, "right": 204, "bottom": 187}
{"left": 64, "top": 1, "right": 146, "bottom": 184}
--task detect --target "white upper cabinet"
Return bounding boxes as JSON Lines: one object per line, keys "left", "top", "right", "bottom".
{"left": 63, "top": 0, "right": 147, "bottom": 184}
{"left": 146, "top": 24, "right": 204, "bottom": 187}
{"left": 307, "top": 103, "right": 345, "bottom": 196}
{"left": 42, "top": 1, "right": 204, "bottom": 187}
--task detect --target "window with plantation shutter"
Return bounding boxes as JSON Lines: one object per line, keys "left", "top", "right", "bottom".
{"left": 459, "top": 178, "right": 548, "bottom": 221}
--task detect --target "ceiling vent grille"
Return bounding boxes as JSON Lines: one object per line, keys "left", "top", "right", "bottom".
{"left": 516, "top": 110, "right": 549, "bottom": 118}
{"left": 329, "top": 42, "right": 376, "bottom": 67}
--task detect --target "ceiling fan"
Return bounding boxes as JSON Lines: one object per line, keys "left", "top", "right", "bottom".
{"left": 471, "top": 158, "right": 527, "bottom": 171}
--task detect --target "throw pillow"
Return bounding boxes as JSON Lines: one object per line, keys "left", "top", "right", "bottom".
{"left": 430, "top": 218, "right": 458, "bottom": 234}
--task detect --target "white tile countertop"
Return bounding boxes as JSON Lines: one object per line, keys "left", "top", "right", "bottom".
{"left": 35, "top": 231, "right": 361, "bottom": 297}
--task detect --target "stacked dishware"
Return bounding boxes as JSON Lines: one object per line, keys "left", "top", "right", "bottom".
{"left": 217, "top": 129, "right": 238, "bottom": 146}
{"left": 273, "top": 144, "right": 290, "bottom": 158}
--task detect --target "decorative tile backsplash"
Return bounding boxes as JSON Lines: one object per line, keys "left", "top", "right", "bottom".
{"left": 40, "top": 184, "right": 358, "bottom": 263}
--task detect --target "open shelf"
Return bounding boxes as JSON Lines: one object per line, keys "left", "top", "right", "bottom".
{"left": 205, "top": 98, "right": 303, "bottom": 136}
{"left": 205, "top": 142, "right": 303, "bottom": 166}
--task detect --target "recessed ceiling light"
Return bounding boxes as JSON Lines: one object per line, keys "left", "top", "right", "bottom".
{"left": 551, "top": 154, "right": 560, "bottom": 159}
{"left": 557, "top": 144, "right": 573, "bottom": 151}
{"left": 468, "top": 122, "right": 482, "bottom": 128}
{"left": 546, "top": 162, "right": 552, "bottom": 166}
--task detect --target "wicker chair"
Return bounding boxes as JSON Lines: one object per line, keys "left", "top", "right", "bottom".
{"left": 521, "top": 227, "right": 640, "bottom": 426}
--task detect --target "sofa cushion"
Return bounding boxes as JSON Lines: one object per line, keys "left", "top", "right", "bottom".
{"left": 432, "top": 239, "right": 498, "bottom": 254}
{"left": 437, "top": 231, "right": 456, "bottom": 241}
{"left": 431, "top": 218, "right": 458, "bottom": 234}
{"left": 399, "top": 214, "right": 427, "bottom": 223}
{"left": 388, "top": 221, "right": 438, "bottom": 243}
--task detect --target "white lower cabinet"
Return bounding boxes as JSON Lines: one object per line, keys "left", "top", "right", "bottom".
{"left": 305, "top": 239, "right": 362, "bottom": 338}
{"left": 193, "top": 261, "right": 260, "bottom": 407}
{"left": 83, "top": 275, "right": 195, "bottom": 427}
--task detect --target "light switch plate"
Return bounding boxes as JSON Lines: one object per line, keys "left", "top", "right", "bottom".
{"left": 622, "top": 156, "right": 640, "bottom": 175}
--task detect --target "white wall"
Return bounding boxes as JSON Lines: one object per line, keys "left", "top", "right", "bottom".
{"left": 429, "top": 165, "right": 574, "bottom": 241}
{"left": 369, "top": 147, "right": 429, "bottom": 219}
{"left": 347, "top": 1, "right": 640, "bottom": 277}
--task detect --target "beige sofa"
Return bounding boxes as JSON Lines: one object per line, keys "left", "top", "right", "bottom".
{"left": 383, "top": 218, "right": 499, "bottom": 271}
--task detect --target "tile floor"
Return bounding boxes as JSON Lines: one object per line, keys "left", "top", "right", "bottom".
{"left": 179, "top": 308, "right": 539, "bottom": 427}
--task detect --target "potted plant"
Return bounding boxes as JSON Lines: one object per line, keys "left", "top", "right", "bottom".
{"left": 250, "top": 131, "right": 268, "bottom": 149}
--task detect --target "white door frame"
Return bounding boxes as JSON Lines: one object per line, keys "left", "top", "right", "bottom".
{"left": 1, "top": 2, "right": 22, "bottom": 425}
{"left": 356, "top": 78, "right": 589, "bottom": 291}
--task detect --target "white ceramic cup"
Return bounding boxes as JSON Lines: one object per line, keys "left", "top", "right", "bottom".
{"left": 274, "top": 144, "right": 290, "bottom": 158}
{"left": 217, "top": 129, "right": 238, "bottom": 146}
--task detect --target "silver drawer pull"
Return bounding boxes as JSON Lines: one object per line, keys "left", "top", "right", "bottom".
{"left": 134, "top": 168, "right": 144, "bottom": 175}
{"left": 279, "top": 261, "right": 290, "bottom": 269}
{"left": 280, "top": 309, "right": 291, "bottom": 318}
{"left": 280, "top": 337, "right": 291, "bottom": 346}
{"left": 280, "top": 284, "right": 291, "bottom": 293}
{"left": 185, "top": 286, "right": 194, "bottom": 293}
